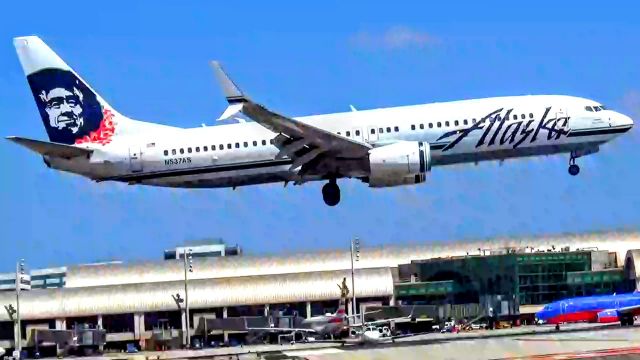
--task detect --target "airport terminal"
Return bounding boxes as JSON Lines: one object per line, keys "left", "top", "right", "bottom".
{"left": 0, "top": 231, "right": 638, "bottom": 356}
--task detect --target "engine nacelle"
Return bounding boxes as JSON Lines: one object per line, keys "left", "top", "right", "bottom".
{"left": 596, "top": 309, "right": 619, "bottom": 323}
{"left": 367, "top": 141, "right": 431, "bottom": 187}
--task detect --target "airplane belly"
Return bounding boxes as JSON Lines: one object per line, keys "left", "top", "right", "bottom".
{"left": 141, "top": 165, "right": 297, "bottom": 188}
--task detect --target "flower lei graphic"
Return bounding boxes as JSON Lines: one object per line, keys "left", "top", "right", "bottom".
{"left": 75, "top": 108, "right": 116, "bottom": 145}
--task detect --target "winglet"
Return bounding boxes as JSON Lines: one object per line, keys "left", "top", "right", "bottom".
{"left": 210, "top": 61, "right": 249, "bottom": 104}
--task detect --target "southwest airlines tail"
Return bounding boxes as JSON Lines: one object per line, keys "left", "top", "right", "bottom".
{"left": 13, "top": 36, "right": 174, "bottom": 147}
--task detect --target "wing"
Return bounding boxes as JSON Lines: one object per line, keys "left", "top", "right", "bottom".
{"left": 7, "top": 136, "right": 92, "bottom": 158}
{"left": 618, "top": 304, "right": 640, "bottom": 315}
{"left": 247, "top": 327, "right": 317, "bottom": 333}
{"left": 211, "top": 61, "right": 372, "bottom": 179}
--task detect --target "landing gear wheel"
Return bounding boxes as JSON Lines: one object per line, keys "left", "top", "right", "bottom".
{"left": 322, "top": 181, "right": 340, "bottom": 206}
{"left": 555, "top": 324, "right": 560, "bottom": 331}
{"left": 568, "top": 164, "right": 580, "bottom": 176}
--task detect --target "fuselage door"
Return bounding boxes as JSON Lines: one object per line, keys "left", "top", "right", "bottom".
{"left": 129, "top": 147, "right": 143, "bottom": 173}
{"left": 556, "top": 106, "right": 567, "bottom": 122}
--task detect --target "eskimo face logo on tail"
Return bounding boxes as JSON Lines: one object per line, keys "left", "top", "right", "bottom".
{"left": 27, "top": 68, "right": 115, "bottom": 145}
{"left": 437, "top": 107, "right": 570, "bottom": 151}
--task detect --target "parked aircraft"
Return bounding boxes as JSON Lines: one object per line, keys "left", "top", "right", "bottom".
{"left": 535, "top": 291, "right": 640, "bottom": 330}
{"left": 9, "top": 36, "right": 634, "bottom": 206}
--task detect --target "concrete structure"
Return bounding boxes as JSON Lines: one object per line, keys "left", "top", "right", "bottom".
{"left": 0, "top": 230, "right": 637, "bottom": 351}
{"left": 163, "top": 239, "right": 241, "bottom": 260}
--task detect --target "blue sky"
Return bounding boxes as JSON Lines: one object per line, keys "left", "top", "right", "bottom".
{"left": 0, "top": 1, "right": 638, "bottom": 272}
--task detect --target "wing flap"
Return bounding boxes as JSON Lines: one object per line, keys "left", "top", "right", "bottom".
{"left": 7, "top": 136, "right": 92, "bottom": 158}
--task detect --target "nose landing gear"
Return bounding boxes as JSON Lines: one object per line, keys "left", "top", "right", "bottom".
{"left": 322, "top": 179, "right": 340, "bottom": 206}
{"left": 568, "top": 154, "right": 580, "bottom": 176}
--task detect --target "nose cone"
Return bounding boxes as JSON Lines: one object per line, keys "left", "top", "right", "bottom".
{"left": 616, "top": 113, "right": 634, "bottom": 129}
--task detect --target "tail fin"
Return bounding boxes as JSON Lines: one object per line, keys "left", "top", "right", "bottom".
{"left": 14, "top": 36, "right": 124, "bottom": 146}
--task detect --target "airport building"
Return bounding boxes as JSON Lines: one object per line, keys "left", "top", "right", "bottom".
{"left": 0, "top": 232, "right": 638, "bottom": 353}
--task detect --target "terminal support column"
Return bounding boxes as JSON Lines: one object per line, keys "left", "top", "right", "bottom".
{"left": 134, "top": 313, "right": 145, "bottom": 349}
{"left": 97, "top": 315, "right": 104, "bottom": 352}
{"left": 222, "top": 307, "right": 228, "bottom": 344}
{"left": 55, "top": 319, "right": 66, "bottom": 356}
{"left": 264, "top": 304, "right": 269, "bottom": 317}
{"left": 306, "top": 302, "right": 311, "bottom": 319}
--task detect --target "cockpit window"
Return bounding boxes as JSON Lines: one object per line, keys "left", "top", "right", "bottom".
{"left": 585, "top": 106, "right": 593, "bottom": 112}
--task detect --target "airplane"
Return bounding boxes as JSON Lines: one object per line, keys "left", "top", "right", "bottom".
{"left": 8, "top": 36, "right": 634, "bottom": 206}
{"left": 346, "top": 307, "right": 421, "bottom": 344}
{"left": 248, "top": 278, "right": 352, "bottom": 340}
{"left": 535, "top": 291, "right": 640, "bottom": 330}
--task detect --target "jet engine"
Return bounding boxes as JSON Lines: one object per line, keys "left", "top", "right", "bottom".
{"left": 366, "top": 141, "right": 431, "bottom": 187}
{"left": 596, "top": 309, "right": 619, "bottom": 323}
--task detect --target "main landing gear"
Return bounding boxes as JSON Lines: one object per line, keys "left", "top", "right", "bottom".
{"left": 322, "top": 179, "right": 340, "bottom": 206}
{"left": 568, "top": 154, "right": 580, "bottom": 176}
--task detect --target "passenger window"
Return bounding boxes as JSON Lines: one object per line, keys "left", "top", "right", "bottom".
{"left": 227, "top": 144, "right": 232, "bottom": 149}
{"left": 243, "top": 142, "right": 248, "bottom": 148}
{"left": 235, "top": 143, "right": 240, "bottom": 148}
{"left": 188, "top": 148, "right": 193, "bottom": 153}
{"left": 411, "top": 124, "right": 415, "bottom": 130}
{"left": 521, "top": 114, "right": 525, "bottom": 119}
{"left": 379, "top": 128, "right": 384, "bottom": 133}
{"left": 253, "top": 140, "right": 257, "bottom": 146}
{"left": 371, "top": 129, "right": 375, "bottom": 134}
{"left": 513, "top": 115, "right": 518, "bottom": 120}
{"left": 454, "top": 120, "right": 459, "bottom": 126}
{"left": 472, "top": 118, "right": 477, "bottom": 124}
{"left": 195, "top": 147, "right": 200, "bottom": 152}
{"left": 463, "top": 119, "right": 468, "bottom": 125}
{"left": 180, "top": 148, "right": 184, "bottom": 154}
{"left": 428, "top": 123, "right": 433, "bottom": 128}
{"left": 529, "top": 113, "right": 534, "bottom": 118}
{"left": 337, "top": 132, "right": 341, "bottom": 135}
{"left": 437, "top": 122, "right": 442, "bottom": 128}
{"left": 204, "top": 146, "right": 208, "bottom": 151}
{"left": 270, "top": 139, "right": 275, "bottom": 144}
{"left": 172, "top": 149, "right": 176, "bottom": 155}
{"left": 163, "top": 150, "right": 168, "bottom": 156}
{"left": 445, "top": 121, "right": 450, "bottom": 127}
{"left": 386, "top": 127, "right": 391, "bottom": 133}
{"left": 262, "top": 140, "right": 267, "bottom": 145}
{"left": 420, "top": 124, "right": 424, "bottom": 129}
{"left": 220, "top": 144, "right": 224, "bottom": 150}
{"left": 355, "top": 130, "right": 360, "bottom": 136}
{"left": 394, "top": 126, "right": 399, "bottom": 132}
{"left": 346, "top": 131, "right": 351, "bottom": 137}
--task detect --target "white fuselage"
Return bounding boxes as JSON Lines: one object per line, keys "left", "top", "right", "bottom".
{"left": 46, "top": 95, "right": 633, "bottom": 188}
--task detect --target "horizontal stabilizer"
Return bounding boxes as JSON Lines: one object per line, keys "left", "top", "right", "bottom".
{"left": 6, "top": 136, "right": 92, "bottom": 158}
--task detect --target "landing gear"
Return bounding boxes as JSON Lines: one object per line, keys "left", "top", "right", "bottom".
{"left": 568, "top": 155, "right": 580, "bottom": 176}
{"left": 621, "top": 316, "right": 635, "bottom": 327}
{"left": 322, "top": 179, "right": 340, "bottom": 206}
{"left": 555, "top": 324, "right": 560, "bottom": 331}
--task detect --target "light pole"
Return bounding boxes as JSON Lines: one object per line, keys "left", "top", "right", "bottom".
{"left": 350, "top": 238, "right": 360, "bottom": 319}
{"left": 182, "top": 248, "right": 193, "bottom": 348}
{"left": 15, "top": 259, "right": 26, "bottom": 357}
